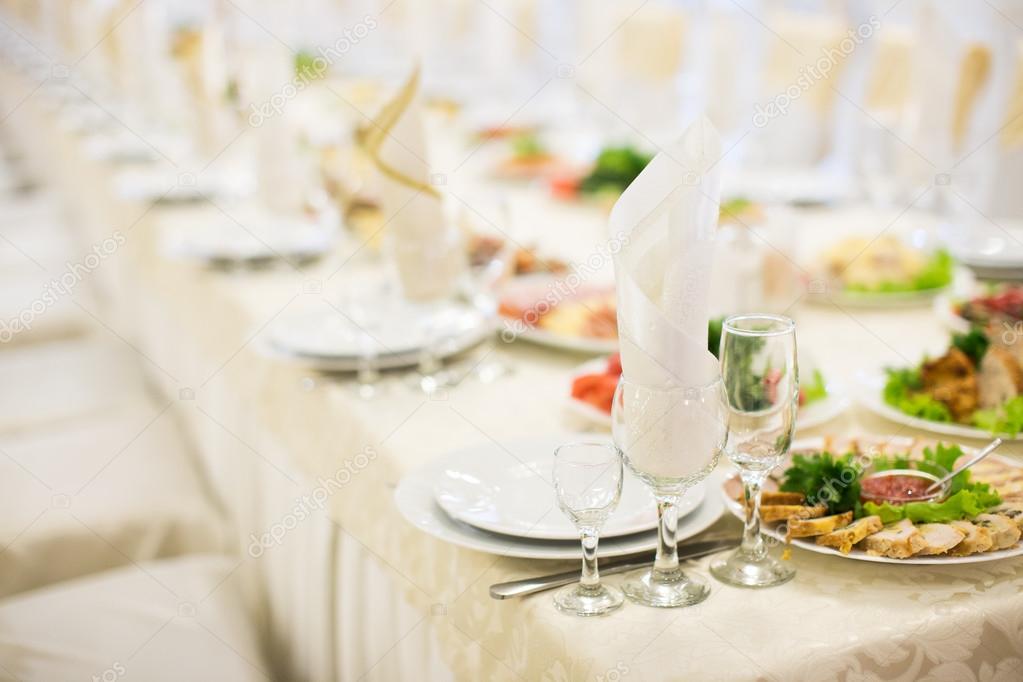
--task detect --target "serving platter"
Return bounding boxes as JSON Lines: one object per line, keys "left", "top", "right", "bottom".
{"left": 720, "top": 435, "right": 1023, "bottom": 564}
{"left": 855, "top": 370, "right": 1023, "bottom": 442}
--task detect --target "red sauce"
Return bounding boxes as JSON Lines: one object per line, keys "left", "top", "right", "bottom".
{"left": 860, "top": 474, "right": 935, "bottom": 503}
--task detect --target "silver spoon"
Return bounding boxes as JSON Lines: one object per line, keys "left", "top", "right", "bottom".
{"left": 924, "top": 438, "right": 1003, "bottom": 494}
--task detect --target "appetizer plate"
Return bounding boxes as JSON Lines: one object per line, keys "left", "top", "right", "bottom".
{"left": 432, "top": 435, "right": 698, "bottom": 540}
{"left": 855, "top": 370, "right": 1023, "bottom": 442}
{"left": 812, "top": 284, "right": 952, "bottom": 309}
{"left": 720, "top": 436, "right": 1023, "bottom": 564}
{"left": 397, "top": 462, "right": 724, "bottom": 560}
{"left": 266, "top": 300, "right": 493, "bottom": 372}
{"left": 508, "top": 324, "right": 618, "bottom": 355}
{"left": 565, "top": 359, "right": 850, "bottom": 432}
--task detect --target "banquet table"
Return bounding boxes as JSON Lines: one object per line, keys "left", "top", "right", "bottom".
{"left": 5, "top": 65, "right": 1023, "bottom": 682}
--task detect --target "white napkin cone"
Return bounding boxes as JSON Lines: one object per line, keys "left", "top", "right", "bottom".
{"left": 612, "top": 117, "right": 722, "bottom": 389}
{"left": 611, "top": 117, "right": 724, "bottom": 482}
{"left": 370, "top": 69, "right": 463, "bottom": 301}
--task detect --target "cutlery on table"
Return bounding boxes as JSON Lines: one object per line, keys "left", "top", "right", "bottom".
{"left": 489, "top": 538, "right": 736, "bottom": 600}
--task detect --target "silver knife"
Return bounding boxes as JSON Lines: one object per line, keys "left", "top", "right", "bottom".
{"left": 489, "top": 538, "right": 735, "bottom": 600}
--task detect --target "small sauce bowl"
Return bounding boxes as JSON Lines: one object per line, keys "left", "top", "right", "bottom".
{"left": 860, "top": 468, "right": 949, "bottom": 505}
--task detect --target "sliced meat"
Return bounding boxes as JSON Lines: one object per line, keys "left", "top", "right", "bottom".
{"left": 816, "top": 515, "right": 883, "bottom": 554}
{"left": 787, "top": 511, "right": 853, "bottom": 539}
{"left": 921, "top": 348, "right": 978, "bottom": 421}
{"left": 987, "top": 317, "right": 1023, "bottom": 371}
{"left": 761, "top": 491, "right": 806, "bottom": 506}
{"left": 991, "top": 503, "right": 1023, "bottom": 531}
{"left": 974, "top": 513, "right": 1022, "bottom": 550}
{"left": 914, "top": 523, "right": 967, "bottom": 556}
{"left": 862, "top": 519, "right": 927, "bottom": 559}
{"left": 977, "top": 346, "right": 1023, "bottom": 409}
{"left": 760, "top": 504, "right": 827, "bottom": 523}
{"left": 949, "top": 521, "right": 994, "bottom": 556}
{"left": 737, "top": 491, "right": 806, "bottom": 507}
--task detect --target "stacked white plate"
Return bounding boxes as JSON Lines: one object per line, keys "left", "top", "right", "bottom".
{"left": 395, "top": 434, "right": 725, "bottom": 559}
{"left": 160, "top": 208, "right": 337, "bottom": 266}
{"left": 267, "top": 298, "right": 493, "bottom": 372}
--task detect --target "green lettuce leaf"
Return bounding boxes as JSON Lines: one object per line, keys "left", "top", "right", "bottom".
{"left": 801, "top": 369, "right": 828, "bottom": 405}
{"left": 972, "top": 396, "right": 1023, "bottom": 437}
{"left": 883, "top": 368, "right": 953, "bottom": 422}
{"left": 863, "top": 484, "right": 1002, "bottom": 524}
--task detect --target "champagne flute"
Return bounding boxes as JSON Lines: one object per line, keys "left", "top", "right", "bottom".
{"left": 611, "top": 377, "right": 727, "bottom": 608}
{"left": 710, "top": 314, "right": 798, "bottom": 588}
{"left": 552, "top": 442, "right": 625, "bottom": 616}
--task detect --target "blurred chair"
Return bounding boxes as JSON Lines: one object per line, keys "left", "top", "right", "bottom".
{"left": 0, "top": 555, "right": 270, "bottom": 681}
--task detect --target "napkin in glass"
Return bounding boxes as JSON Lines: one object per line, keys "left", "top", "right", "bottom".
{"left": 359, "top": 66, "right": 464, "bottom": 302}
{"left": 611, "top": 117, "right": 724, "bottom": 479}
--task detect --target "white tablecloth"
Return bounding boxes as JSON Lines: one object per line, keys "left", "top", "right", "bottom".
{"left": 4, "top": 64, "right": 1023, "bottom": 682}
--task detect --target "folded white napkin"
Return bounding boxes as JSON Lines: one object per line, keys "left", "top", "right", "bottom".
{"left": 611, "top": 118, "right": 724, "bottom": 481}
{"left": 612, "top": 117, "right": 722, "bottom": 389}
{"left": 361, "top": 67, "right": 463, "bottom": 301}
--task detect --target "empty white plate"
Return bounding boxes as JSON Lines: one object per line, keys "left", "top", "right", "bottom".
{"left": 432, "top": 435, "right": 701, "bottom": 540}
{"left": 267, "top": 299, "right": 493, "bottom": 371}
{"left": 396, "top": 461, "right": 724, "bottom": 559}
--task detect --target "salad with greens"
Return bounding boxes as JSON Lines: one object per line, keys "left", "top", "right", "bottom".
{"left": 883, "top": 327, "right": 1023, "bottom": 436}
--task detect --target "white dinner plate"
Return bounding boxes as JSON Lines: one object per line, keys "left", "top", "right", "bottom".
{"left": 720, "top": 436, "right": 1023, "bottom": 564}
{"left": 161, "top": 210, "right": 337, "bottom": 265}
{"left": 855, "top": 370, "right": 1023, "bottom": 442}
{"left": 397, "top": 463, "right": 725, "bottom": 560}
{"left": 431, "top": 435, "right": 703, "bottom": 540}
{"left": 115, "top": 167, "right": 252, "bottom": 203}
{"left": 564, "top": 359, "right": 850, "bottom": 432}
{"left": 267, "top": 300, "right": 493, "bottom": 371}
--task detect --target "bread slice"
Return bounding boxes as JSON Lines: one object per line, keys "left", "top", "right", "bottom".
{"left": 816, "top": 515, "right": 883, "bottom": 554}
{"left": 974, "top": 513, "right": 1022, "bottom": 550}
{"left": 949, "top": 521, "right": 994, "bottom": 556}
{"left": 915, "top": 523, "right": 967, "bottom": 556}
{"left": 787, "top": 511, "right": 853, "bottom": 539}
{"left": 760, "top": 504, "right": 827, "bottom": 523}
{"left": 862, "top": 519, "right": 926, "bottom": 559}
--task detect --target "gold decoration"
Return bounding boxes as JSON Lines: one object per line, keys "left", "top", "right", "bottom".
{"left": 355, "top": 66, "right": 441, "bottom": 199}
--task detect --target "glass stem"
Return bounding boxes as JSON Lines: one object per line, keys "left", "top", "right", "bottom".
{"left": 740, "top": 473, "right": 767, "bottom": 560}
{"left": 579, "top": 529, "right": 600, "bottom": 589}
{"left": 653, "top": 496, "right": 679, "bottom": 572}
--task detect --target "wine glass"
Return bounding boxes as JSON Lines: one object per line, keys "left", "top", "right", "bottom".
{"left": 710, "top": 314, "right": 798, "bottom": 588}
{"left": 611, "top": 377, "right": 727, "bottom": 608}
{"left": 552, "top": 441, "right": 625, "bottom": 616}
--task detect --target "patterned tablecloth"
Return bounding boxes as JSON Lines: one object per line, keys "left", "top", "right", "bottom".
{"left": 4, "top": 61, "right": 1023, "bottom": 682}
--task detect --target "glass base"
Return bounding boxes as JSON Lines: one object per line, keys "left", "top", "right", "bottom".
{"left": 710, "top": 548, "right": 795, "bottom": 589}
{"left": 621, "top": 566, "right": 710, "bottom": 608}
{"left": 553, "top": 583, "right": 624, "bottom": 617}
